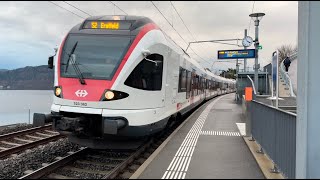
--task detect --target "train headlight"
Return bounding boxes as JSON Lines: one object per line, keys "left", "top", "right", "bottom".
{"left": 100, "top": 89, "right": 129, "bottom": 101}
{"left": 54, "top": 86, "right": 63, "bottom": 98}
{"left": 105, "top": 91, "right": 115, "bottom": 100}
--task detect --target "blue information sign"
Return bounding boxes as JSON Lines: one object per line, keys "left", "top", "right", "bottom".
{"left": 217, "top": 49, "right": 256, "bottom": 59}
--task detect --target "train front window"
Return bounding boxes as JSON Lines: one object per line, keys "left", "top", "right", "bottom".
{"left": 60, "top": 34, "right": 132, "bottom": 80}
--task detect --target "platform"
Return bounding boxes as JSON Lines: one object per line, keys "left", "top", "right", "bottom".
{"left": 133, "top": 94, "right": 264, "bottom": 179}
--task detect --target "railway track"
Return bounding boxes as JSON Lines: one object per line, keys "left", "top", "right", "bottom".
{"left": 18, "top": 120, "right": 180, "bottom": 179}
{"left": 16, "top": 101, "right": 200, "bottom": 179}
{"left": 0, "top": 124, "right": 64, "bottom": 158}
{"left": 19, "top": 142, "right": 152, "bottom": 179}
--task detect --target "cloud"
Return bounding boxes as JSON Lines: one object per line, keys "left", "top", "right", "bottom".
{"left": 0, "top": 1, "right": 297, "bottom": 72}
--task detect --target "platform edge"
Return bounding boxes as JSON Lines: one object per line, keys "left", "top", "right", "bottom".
{"left": 243, "top": 136, "right": 285, "bottom": 179}
{"left": 129, "top": 98, "right": 215, "bottom": 179}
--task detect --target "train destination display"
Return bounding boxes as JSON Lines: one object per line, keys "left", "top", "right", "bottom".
{"left": 217, "top": 49, "right": 256, "bottom": 59}
{"left": 82, "top": 20, "right": 132, "bottom": 30}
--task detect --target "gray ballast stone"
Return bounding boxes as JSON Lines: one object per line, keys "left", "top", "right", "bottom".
{"left": 0, "top": 123, "right": 34, "bottom": 135}
{"left": 0, "top": 138, "right": 81, "bottom": 179}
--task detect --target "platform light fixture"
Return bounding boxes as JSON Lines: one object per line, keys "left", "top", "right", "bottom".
{"left": 249, "top": 12, "right": 265, "bottom": 93}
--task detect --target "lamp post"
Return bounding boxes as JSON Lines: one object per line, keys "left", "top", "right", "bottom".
{"left": 244, "top": 29, "right": 247, "bottom": 72}
{"left": 249, "top": 12, "right": 265, "bottom": 94}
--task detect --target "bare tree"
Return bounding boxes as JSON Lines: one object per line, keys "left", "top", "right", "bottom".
{"left": 277, "top": 44, "right": 293, "bottom": 61}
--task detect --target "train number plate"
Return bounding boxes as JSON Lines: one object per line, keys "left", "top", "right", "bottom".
{"left": 74, "top": 102, "right": 87, "bottom": 106}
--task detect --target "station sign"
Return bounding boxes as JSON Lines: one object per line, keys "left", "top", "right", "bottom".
{"left": 217, "top": 49, "right": 256, "bottom": 59}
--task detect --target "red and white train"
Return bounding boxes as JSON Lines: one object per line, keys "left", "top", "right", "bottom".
{"left": 34, "top": 15, "right": 236, "bottom": 149}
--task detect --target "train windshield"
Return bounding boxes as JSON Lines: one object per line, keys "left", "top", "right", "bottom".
{"left": 60, "top": 34, "right": 132, "bottom": 80}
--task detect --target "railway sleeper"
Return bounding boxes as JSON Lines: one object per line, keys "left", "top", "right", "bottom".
{"left": 62, "top": 166, "right": 110, "bottom": 175}
{"left": 47, "top": 173, "right": 75, "bottom": 179}
{"left": 13, "top": 137, "right": 34, "bottom": 143}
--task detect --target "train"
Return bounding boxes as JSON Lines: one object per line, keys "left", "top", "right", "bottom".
{"left": 33, "top": 15, "right": 236, "bottom": 149}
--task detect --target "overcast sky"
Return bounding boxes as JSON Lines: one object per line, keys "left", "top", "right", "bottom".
{"left": 0, "top": 1, "right": 297, "bottom": 73}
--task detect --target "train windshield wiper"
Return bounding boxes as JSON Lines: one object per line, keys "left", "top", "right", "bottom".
{"left": 65, "top": 41, "right": 78, "bottom": 73}
{"left": 64, "top": 41, "right": 86, "bottom": 85}
{"left": 70, "top": 54, "right": 86, "bottom": 85}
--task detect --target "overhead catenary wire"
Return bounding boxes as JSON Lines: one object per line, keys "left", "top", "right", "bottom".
{"left": 150, "top": 1, "right": 212, "bottom": 66}
{"left": 169, "top": 1, "right": 243, "bottom": 69}
{"left": 48, "top": 1, "right": 85, "bottom": 19}
{"left": 96, "top": 1, "right": 212, "bottom": 67}
{"left": 169, "top": 1, "right": 213, "bottom": 59}
{"left": 50, "top": 1, "right": 212, "bottom": 66}
{"left": 62, "top": 1, "right": 92, "bottom": 17}
{"left": 150, "top": 1, "right": 185, "bottom": 41}
{"left": 108, "top": 1, "right": 128, "bottom": 15}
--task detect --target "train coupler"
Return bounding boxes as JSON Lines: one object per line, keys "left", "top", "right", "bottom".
{"left": 33, "top": 113, "right": 53, "bottom": 127}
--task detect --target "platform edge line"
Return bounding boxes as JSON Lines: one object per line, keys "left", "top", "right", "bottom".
{"left": 129, "top": 96, "right": 222, "bottom": 179}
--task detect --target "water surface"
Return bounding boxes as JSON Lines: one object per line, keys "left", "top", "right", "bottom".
{"left": 0, "top": 90, "right": 53, "bottom": 126}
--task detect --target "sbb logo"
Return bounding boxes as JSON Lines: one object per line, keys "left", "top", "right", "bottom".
{"left": 75, "top": 90, "right": 88, "bottom": 97}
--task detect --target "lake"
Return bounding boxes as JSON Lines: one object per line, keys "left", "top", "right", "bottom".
{"left": 0, "top": 90, "right": 53, "bottom": 126}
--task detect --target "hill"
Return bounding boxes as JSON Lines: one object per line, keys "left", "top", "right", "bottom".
{"left": 0, "top": 65, "right": 54, "bottom": 90}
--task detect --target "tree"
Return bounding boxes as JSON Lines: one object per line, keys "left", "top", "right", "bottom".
{"left": 277, "top": 44, "right": 297, "bottom": 64}
{"left": 219, "top": 68, "right": 236, "bottom": 79}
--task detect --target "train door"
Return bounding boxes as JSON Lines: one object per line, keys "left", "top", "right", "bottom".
{"left": 191, "top": 72, "right": 194, "bottom": 98}
{"left": 164, "top": 51, "right": 179, "bottom": 105}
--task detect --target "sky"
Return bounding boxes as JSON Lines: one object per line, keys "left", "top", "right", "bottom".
{"left": 0, "top": 1, "right": 298, "bottom": 74}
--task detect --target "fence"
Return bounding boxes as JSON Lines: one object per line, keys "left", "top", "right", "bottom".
{"left": 279, "top": 52, "right": 297, "bottom": 97}
{"left": 249, "top": 100, "right": 296, "bottom": 179}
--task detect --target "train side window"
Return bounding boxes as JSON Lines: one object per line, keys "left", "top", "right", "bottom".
{"left": 186, "top": 70, "right": 192, "bottom": 98}
{"left": 200, "top": 76, "right": 204, "bottom": 92}
{"left": 194, "top": 75, "right": 198, "bottom": 96}
{"left": 124, "top": 54, "right": 163, "bottom": 91}
{"left": 212, "top": 80, "right": 214, "bottom": 90}
{"left": 178, "top": 67, "right": 187, "bottom": 92}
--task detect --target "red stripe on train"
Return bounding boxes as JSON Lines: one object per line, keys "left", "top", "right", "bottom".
{"left": 57, "top": 23, "right": 159, "bottom": 101}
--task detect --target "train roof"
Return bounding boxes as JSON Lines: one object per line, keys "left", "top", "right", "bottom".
{"left": 68, "top": 15, "right": 155, "bottom": 35}
{"left": 66, "top": 15, "right": 235, "bottom": 84}
{"left": 84, "top": 15, "right": 153, "bottom": 22}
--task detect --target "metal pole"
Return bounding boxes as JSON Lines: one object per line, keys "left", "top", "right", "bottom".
{"left": 236, "top": 58, "right": 239, "bottom": 77}
{"left": 271, "top": 53, "right": 274, "bottom": 97}
{"left": 28, "top": 109, "right": 30, "bottom": 124}
{"left": 244, "top": 29, "right": 247, "bottom": 72}
{"left": 254, "top": 19, "right": 259, "bottom": 94}
{"left": 266, "top": 69, "right": 268, "bottom": 94}
{"left": 296, "top": 2, "right": 320, "bottom": 178}
{"left": 185, "top": 42, "right": 191, "bottom": 52}
{"left": 185, "top": 38, "right": 242, "bottom": 52}
{"left": 276, "top": 51, "right": 279, "bottom": 108}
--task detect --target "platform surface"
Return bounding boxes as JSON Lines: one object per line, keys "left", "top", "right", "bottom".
{"left": 137, "top": 94, "right": 264, "bottom": 179}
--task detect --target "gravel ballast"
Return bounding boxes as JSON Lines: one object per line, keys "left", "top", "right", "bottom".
{"left": 0, "top": 138, "right": 81, "bottom": 179}
{"left": 0, "top": 123, "right": 34, "bottom": 135}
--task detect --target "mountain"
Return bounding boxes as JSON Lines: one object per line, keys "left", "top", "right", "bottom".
{"left": 0, "top": 65, "right": 54, "bottom": 90}
{"left": 0, "top": 69, "right": 8, "bottom": 72}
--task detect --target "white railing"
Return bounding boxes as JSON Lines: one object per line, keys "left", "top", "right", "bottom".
{"left": 279, "top": 51, "right": 297, "bottom": 97}
{"left": 247, "top": 75, "right": 257, "bottom": 95}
